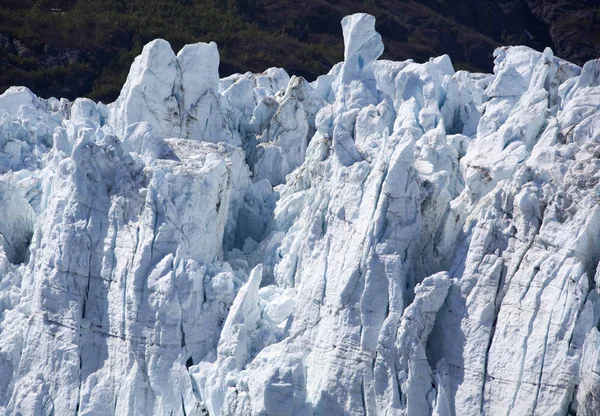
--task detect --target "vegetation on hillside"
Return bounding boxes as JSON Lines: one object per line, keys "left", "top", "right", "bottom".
{"left": 0, "top": 0, "right": 597, "bottom": 102}
{"left": 0, "top": 0, "right": 347, "bottom": 100}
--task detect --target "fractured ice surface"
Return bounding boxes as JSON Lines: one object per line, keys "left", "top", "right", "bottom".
{"left": 1, "top": 11, "right": 600, "bottom": 416}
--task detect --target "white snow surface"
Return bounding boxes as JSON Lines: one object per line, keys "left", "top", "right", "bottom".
{"left": 0, "top": 12, "right": 600, "bottom": 416}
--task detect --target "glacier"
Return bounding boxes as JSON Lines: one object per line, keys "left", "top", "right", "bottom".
{"left": 1, "top": 11, "right": 600, "bottom": 415}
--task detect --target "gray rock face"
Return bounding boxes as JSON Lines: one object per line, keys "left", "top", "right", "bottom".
{"left": 2, "top": 12, "right": 600, "bottom": 416}
{"left": 40, "top": 45, "right": 83, "bottom": 67}
{"left": 12, "top": 39, "right": 32, "bottom": 58}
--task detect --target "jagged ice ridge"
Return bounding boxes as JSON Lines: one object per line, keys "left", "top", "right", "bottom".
{"left": 0, "top": 12, "right": 600, "bottom": 416}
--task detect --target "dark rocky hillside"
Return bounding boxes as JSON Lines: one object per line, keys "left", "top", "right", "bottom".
{"left": 0, "top": 0, "right": 598, "bottom": 102}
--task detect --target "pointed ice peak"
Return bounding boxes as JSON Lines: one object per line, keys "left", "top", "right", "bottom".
{"left": 493, "top": 45, "right": 580, "bottom": 87}
{"left": 128, "top": 39, "right": 181, "bottom": 98}
{"left": 575, "top": 59, "right": 600, "bottom": 89}
{"left": 109, "top": 38, "right": 179, "bottom": 139}
{"left": 176, "top": 41, "right": 220, "bottom": 101}
{"left": 137, "top": 38, "right": 177, "bottom": 72}
{"left": 339, "top": 13, "right": 384, "bottom": 86}
{"left": 430, "top": 54, "right": 455, "bottom": 76}
{"left": 0, "top": 86, "right": 42, "bottom": 116}
{"left": 542, "top": 46, "right": 554, "bottom": 61}
{"left": 341, "top": 13, "right": 383, "bottom": 62}
{"left": 109, "top": 38, "right": 229, "bottom": 143}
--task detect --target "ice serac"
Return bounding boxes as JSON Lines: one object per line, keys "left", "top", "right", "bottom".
{"left": 0, "top": 116, "right": 255, "bottom": 414}
{"left": 109, "top": 39, "right": 230, "bottom": 144}
{"left": 108, "top": 39, "right": 180, "bottom": 140}
{"left": 337, "top": 13, "right": 384, "bottom": 93}
{"left": 0, "top": 179, "right": 34, "bottom": 265}
{"left": 253, "top": 76, "right": 311, "bottom": 186}
{"left": 3, "top": 11, "right": 600, "bottom": 416}
{"left": 394, "top": 273, "right": 451, "bottom": 416}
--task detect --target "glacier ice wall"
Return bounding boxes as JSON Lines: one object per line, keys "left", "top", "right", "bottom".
{"left": 1, "top": 12, "right": 600, "bottom": 416}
